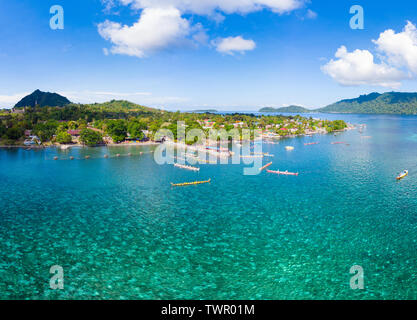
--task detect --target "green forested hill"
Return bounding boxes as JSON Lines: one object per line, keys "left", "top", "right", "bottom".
{"left": 20, "top": 100, "right": 162, "bottom": 123}
{"left": 319, "top": 92, "right": 417, "bottom": 114}
{"left": 259, "top": 105, "right": 310, "bottom": 113}
{"left": 85, "top": 100, "right": 161, "bottom": 113}
{"left": 14, "top": 90, "right": 71, "bottom": 108}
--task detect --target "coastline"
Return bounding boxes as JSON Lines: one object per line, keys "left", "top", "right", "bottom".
{"left": 105, "top": 141, "right": 160, "bottom": 147}
{"left": 163, "top": 125, "right": 355, "bottom": 158}
{"left": 0, "top": 127, "right": 354, "bottom": 150}
{"left": 0, "top": 145, "right": 46, "bottom": 149}
{"left": 0, "top": 141, "right": 160, "bottom": 150}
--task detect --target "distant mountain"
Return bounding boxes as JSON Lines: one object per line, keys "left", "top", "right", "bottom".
{"left": 192, "top": 109, "right": 218, "bottom": 113}
{"left": 14, "top": 90, "right": 71, "bottom": 108}
{"left": 259, "top": 105, "right": 310, "bottom": 113}
{"left": 87, "top": 100, "right": 161, "bottom": 113}
{"left": 319, "top": 92, "right": 417, "bottom": 114}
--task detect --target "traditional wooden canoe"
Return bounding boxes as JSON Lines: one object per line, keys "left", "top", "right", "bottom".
{"left": 267, "top": 169, "right": 299, "bottom": 176}
{"left": 396, "top": 170, "right": 408, "bottom": 180}
{"left": 241, "top": 155, "right": 264, "bottom": 159}
{"left": 171, "top": 179, "right": 211, "bottom": 187}
{"left": 259, "top": 162, "right": 273, "bottom": 172}
{"left": 253, "top": 152, "right": 274, "bottom": 157}
{"left": 174, "top": 163, "right": 200, "bottom": 171}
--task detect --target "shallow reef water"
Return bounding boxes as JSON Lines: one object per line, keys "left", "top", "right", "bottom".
{"left": 0, "top": 114, "right": 417, "bottom": 299}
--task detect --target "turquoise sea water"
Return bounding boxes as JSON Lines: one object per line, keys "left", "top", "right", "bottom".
{"left": 1, "top": 114, "right": 417, "bottom": 300}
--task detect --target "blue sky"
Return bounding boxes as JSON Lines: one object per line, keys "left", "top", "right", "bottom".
{"left": 1, "top": 0, "right": 417, "bottom": 110}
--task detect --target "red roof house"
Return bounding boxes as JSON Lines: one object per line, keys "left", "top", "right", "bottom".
{"left": 67, "top": 130, "right": 81, "bottom": 136}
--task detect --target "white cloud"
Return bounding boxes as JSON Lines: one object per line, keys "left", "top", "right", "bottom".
{"left": 373, "top": 21, "right": 417, "bottom": 74}
{"left": 306, "top": 9, "right": 317, "bottom": 19}
{"left": 322, "top": 22, "right": 417, "bottom": 88}
{"left": 80, "top": 91, "right": 151, "bottom": 96}
{"left": 191, "top": 23, "right": 209, "bottom": 46}
{"left": 99, "top": 0, "right": 305, "bottom": 57}
{"left": 213, "top": 36, "right": 256, "bottom": 55}
{"left": 321, "top": 46, "right": 406, "bottom": 87}
{"left": 101, "top": 0, "right": 117, "bottom": 12}
{"left": 0, "top": 93, "right": 29, "bottom": 108}
{"left": 98, "top": 7, "right": 191, "bottom": 58}
{"left": 60, "top": 90, "right": 189, "bottom": 107}
{"left": 117, "top": 0, "right": 305, "bottom": 15}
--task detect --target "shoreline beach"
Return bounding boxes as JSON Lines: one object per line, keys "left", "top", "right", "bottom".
{"left": 0, "top": 141, "right": 160, "bottom": 149}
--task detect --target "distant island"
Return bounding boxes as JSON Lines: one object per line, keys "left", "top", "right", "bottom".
{"left": 259, "top": 105, "right": 311, "bottom": 113}
{"left": 14, "top": 89, "right": 71, "bottom": 108}
{"left": 259, "top": 92, "right": 417, "bottom": 115}
{"left": 318, "top": 92, "right": 417, "bottom": 115}
{"left": 192, "top": 109, "right": 218, "bottom": 113}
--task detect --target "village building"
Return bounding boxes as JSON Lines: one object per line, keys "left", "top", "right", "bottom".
{"left": 67, "top": 129, "right": 81, "bottom": 137}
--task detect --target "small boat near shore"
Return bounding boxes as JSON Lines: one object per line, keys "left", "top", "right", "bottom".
{"left": 267, "top": 169, "right": 299, "bottom": 176}
{"left": 253, "top": 152, "right": 274, "bottom": 157}
{"left": 259, "top": 162, "right": 273, "bottom": 172}
{"left": 396, "top": 170, "right": 408, "bottom": 180}
{"left": 174, "top": 163, "right": 200, "bottom": 171}
{"left": 240, "top": 155, "right": 264, "bottom": 158}
{"left": 285, "top": 146, "right": 294, "bottom": 151}
{"left": 304, "top": 142, "right": 319, "bottom": 146}
{"left": 171, "top": 179, "right": 211, "bottom": 187}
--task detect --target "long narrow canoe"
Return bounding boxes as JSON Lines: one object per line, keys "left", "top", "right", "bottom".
{"left": 253, "top": 153, "right": 275, "bottom": 157}
{"left": 174, "top": 163, "right": 200, "bottom": 171}
{"left": 241, "top": 155, "right": 264, "bottom": 158}
{"left": 259, "top": 162, "right": 273, "bottom": 172}
{"left": 171, "top": 179, "right": 211, "bottom": 187}
{"left": 267, "top": 169, "right": 299, "bottom": 176}
{"left": 396, "top": 170, "right": 408, "bottom": 180}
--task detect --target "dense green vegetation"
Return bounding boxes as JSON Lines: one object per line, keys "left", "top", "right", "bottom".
{"left": 33, "top": 121, "right": 59, "bottom": 142}
{"left": 106, "top": 120, "right": 127, "bottom": 143}
{"left": 80, "top": 129, "right": 103, "bottom": 146}
{"left": 319, "top": 92, "right": 417, "bottom": 114}
{"left": 324, "top": 120, "right": 347, "bottom": 132}
{"left": 259, "top": 92, "right": 417, "bottom": 115}
{"left": 55, "top": 131, "right": 72, "bottom": 144}
{"left": 259, "top": 105, "right": 311, "bottom": 113}
{"left": 0, "top": 91, "right": 347, "bottom": 146}
{"left": 16, "top": 100, "right": 160, "bottom": 123}
{"left": 127, "top": 119, "right": 146, "bottom": 140}
{"left": 15, "top": 90, "right": 71, "bottom": 108}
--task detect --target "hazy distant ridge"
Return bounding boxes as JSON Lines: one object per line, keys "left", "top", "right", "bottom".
{"left": 318, "top": 92, "right": 417, "bottom": 115}
{"left": 259, "top": 105, "right": 310, "bottom": 113}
